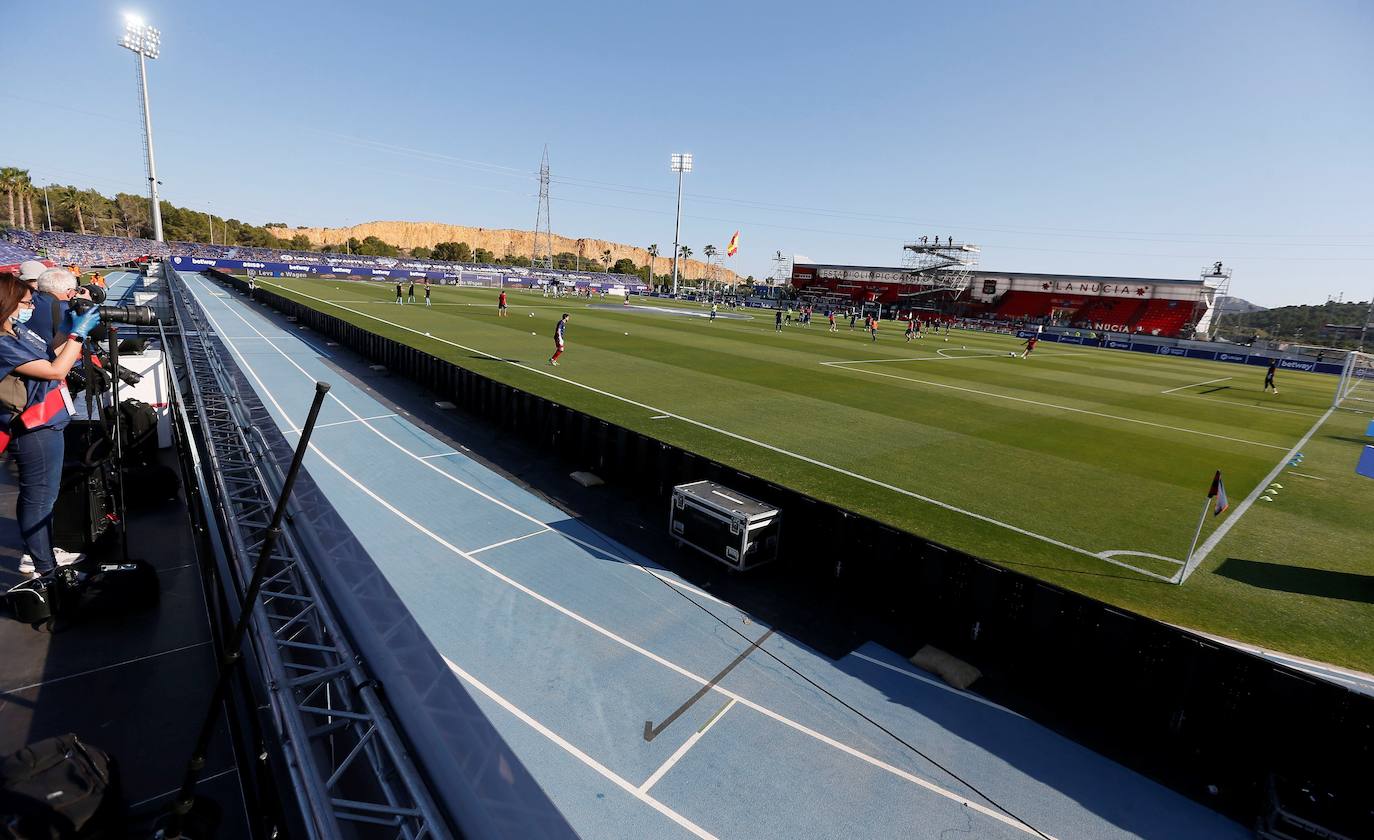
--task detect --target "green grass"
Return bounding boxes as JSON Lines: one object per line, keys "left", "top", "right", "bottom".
{"left": 254, "top": 277, "right": 1374, "bottom": 673}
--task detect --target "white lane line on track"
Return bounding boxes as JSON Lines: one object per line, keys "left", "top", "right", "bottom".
{"left": 823, "top": 361, "right": 1287, "bottom": 452}
{"left": 255, "top": 279, "right": 1167, "bottom": 581}
{"left": 1181, "top": 403, "right": 1336, "bottom": 580}
{"left": 468, "top": 529, "right": 552, "bottom": 555}
{"left": 186, "top": 275, "right": 1053, "bottom": 840}
{"left": 290, "top": 413, "right": 397, "bottom": 432}
{"left": 1161, "top": 376, "right": 1232, "bottom": 394}
{"left": 443, "top": 656, "right": 719, "bottom": 840}
{"left": 418, "top": 451, "right": 461, "bottom": 460}
{"left": 639, "top": 699, "right": 736, "bottom": 794}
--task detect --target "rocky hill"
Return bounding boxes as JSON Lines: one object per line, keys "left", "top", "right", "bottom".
{"left": 1214, "top": 295, "right": 1266, "bottom": 315}
{"left": 266, "top": 221, "right": 741, "bottom": 283}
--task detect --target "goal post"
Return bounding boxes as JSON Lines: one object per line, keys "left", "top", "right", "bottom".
{"left": 1333, "top": 350, "right": 1374, "bottom": 408}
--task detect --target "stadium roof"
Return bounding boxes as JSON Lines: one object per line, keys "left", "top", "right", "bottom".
{"left": 795, "top": 262, "right": 1204, "bottom": 287}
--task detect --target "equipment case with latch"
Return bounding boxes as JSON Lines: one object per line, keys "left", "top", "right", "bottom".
{"left": 669, "top": 480, "right": 781, "bottom": 571}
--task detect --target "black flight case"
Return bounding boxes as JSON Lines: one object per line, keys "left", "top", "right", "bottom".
{"left": 669, "top": 480, "right": 781, "bottom": 571}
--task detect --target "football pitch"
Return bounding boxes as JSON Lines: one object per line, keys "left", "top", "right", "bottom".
{"left": 248, "top": 276, "right": 1374, "bottom": 673}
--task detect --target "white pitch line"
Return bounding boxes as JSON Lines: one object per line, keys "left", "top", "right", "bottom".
{"left": 640, "top": 699, "right": 736, "bottom": 793}
{"left": 468, "top": 529, "right": 552, "bottom": 555}
{"left": 188, "top": 279, "right": 1050, "bottom": 838}
{"left": 257, "top": 280, "right": 1168, "bottom": 581}
{"left": 1287, "top": 471, "right": 1326, "bottom": 481}
{"left": 1161, "top": 376, "right": 1232, "bottom": 394}
{"left": 443, "top": 657, "right": 719, "bottom": 840}
{"left": 1181, "top": 404, "right": 1337, "bottom": 580}
{"left": 1167, "top": 392, "right": 1323, "bottom": 418}
{"left": 824, "top": 361, "right": 1288, "bottom": 452}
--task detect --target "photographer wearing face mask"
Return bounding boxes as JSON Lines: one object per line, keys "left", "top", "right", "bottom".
{"left": 0, "top": 274, "right": 102, "bottom": 578}
{"left": 35, "top": 268, "right": 93, "bottom": 350}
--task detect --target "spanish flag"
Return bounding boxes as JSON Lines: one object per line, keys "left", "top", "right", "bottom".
{"left": 726, "top": 230, "right": 740, "bottom": 257}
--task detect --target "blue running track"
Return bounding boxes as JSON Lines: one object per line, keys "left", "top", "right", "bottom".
{"left": 179, "top": 271, "right": 1247, "bottom": 840}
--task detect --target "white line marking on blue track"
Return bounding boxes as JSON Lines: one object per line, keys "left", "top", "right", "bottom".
{"left": 418, "top": 451, "right": 461, "bottom": 460}
{"left": 639, "top": 698, "right": 735, "bottom": 794}
{"left": 444, "top": 656, "right": 720, "bottom": 840}
{"left": 1161, "top": 376, "right": 1231, "bottom": 394}
{"left": 468, "top": 529, "right": 552, "bottom": 555}
{"left": 188, "top": 274, "right": 1051, "bottom": 838}
{"left": 292, "top": 413, "right": 398, "bottom": 432}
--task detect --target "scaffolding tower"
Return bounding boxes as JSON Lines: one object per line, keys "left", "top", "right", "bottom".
{"left": 1193, "top": 261, "right": 1232, "bottom": 340}
{"left": 900, "top": 237, "right": 981, "bottom": 301}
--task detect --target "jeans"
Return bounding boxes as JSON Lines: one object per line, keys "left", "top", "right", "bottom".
{"left": 11, "top": 426, "right": 65, "bottom": 574}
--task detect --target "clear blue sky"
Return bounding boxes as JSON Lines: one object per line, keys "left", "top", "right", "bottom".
{"left": 8, "top": 0, "right": 1372, "bottom": 306}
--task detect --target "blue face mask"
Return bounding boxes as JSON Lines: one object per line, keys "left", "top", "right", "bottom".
{"left": 13, "top": 307, "right": 33, "bottom": 325}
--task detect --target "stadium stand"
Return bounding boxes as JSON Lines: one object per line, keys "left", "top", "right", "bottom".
{"left": 0, "top": 237, "right": 40, "bottom": 271}
{"left": 992, "top": 290, "right": 1071, "bottom": 320}
{"left": 0, "top": 229, "right": 638, "bottom": 287}
{"left": 1073, "top": 296, "right": 1147, "bottom": 331}
{"left": 1134, "top": 298, "right": 1194, "bottom": 336}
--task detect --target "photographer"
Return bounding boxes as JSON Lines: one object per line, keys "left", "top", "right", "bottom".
{"left": 0, "top": 275, "right": 101, "bottom": 578}
{"left": 36, "top": 268, "right": 93, "bottom": 350}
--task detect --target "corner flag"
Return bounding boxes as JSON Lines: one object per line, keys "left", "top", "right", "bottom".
{"left": 1207, "top": 470, "right": 1229, "bottom": 516}
{"left": 726, "top": 230, "right": 740, "bottom": 257}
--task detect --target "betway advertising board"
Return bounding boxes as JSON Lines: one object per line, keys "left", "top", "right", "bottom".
{"left": 1014, "top": 329, "right": 1344, "bottom": 375}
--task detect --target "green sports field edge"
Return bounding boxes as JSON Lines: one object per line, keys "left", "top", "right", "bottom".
{"left": 243, "top": 276, "right": 1374, "bottom": 674}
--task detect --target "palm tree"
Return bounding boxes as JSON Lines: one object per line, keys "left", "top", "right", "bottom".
{"left": 601, "top": 248, "right": 612, "bottom": 272}
{"left": 703, "top": 244, "right": 718, "bottom": 292}
{"left": 14, "top": 170, "right": 34, "bottom": 230}
{"left": 0, "top": 168, "right": 19, "bottom": 227}
{"left": 646, "top": 244, "right": 658, "bottom": 286}
{"left": 57, "top": 186, "right": 87, "bottom": 234}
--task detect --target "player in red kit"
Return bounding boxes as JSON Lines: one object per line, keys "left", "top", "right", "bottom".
{"left": 498, "top": 289, "right": 508, "bottom": 317}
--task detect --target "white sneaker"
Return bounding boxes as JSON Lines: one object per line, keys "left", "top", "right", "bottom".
{"left": 18, "top": 548, "right": 84, "bottom": 575}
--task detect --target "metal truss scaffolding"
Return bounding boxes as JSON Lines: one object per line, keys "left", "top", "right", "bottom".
{"left": 901, "top": 237, "right": 981, "bottom": 299}
{"left": 169, "top": 271, "right": 451, "bottom": 840}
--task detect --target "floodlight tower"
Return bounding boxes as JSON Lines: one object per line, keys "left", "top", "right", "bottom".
{"left": 119, "top": 13, "right": 164, "bottom": 242}
{"left": 669, "top": 153, "right": 692, "bottom": 295}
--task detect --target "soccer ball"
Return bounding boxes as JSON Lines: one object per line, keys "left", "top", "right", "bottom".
{"left": 624, "top": 332, "right": 629, "bottom": 336}
{"left": 1008, "top": 352, "right": 1015, "bottom": 357}
{"left": 943, "top": 338, "right": 948, "bottom": 342}
{"left": 529, "top": 312, "right": 534, "bottom": 317}
{"left": 531, "top": 331, "right": 537, "bottom": 335}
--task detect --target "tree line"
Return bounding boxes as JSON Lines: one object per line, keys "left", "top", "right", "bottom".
{"left": 1224, "top": 300, "right": 1373, "bottom": 349}
{"left": 3, "top": 166, "right": 756, "bottom": 289}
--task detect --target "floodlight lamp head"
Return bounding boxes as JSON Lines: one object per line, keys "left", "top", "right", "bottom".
{"left": 120, "top": 15, "right": 161, "bottom": 58}
{"left": 670, "top": 152, "right": 693, "bottom": 173}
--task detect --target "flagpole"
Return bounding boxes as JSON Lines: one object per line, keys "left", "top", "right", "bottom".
{"left": 1180, "top": 496, "right": 1212, "bottom": 584}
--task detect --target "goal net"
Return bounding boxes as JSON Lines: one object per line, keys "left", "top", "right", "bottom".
{"left": 1333, "top": 350, "right": 1374, "bottom": 408}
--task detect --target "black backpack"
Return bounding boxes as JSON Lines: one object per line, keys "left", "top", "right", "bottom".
{"left": 0, "top": 734, "right": 122, "bottom": 839}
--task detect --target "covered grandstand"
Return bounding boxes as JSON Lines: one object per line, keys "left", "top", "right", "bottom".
{"left": 790, "top": 262, "right": 1221, "bottom": 338}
